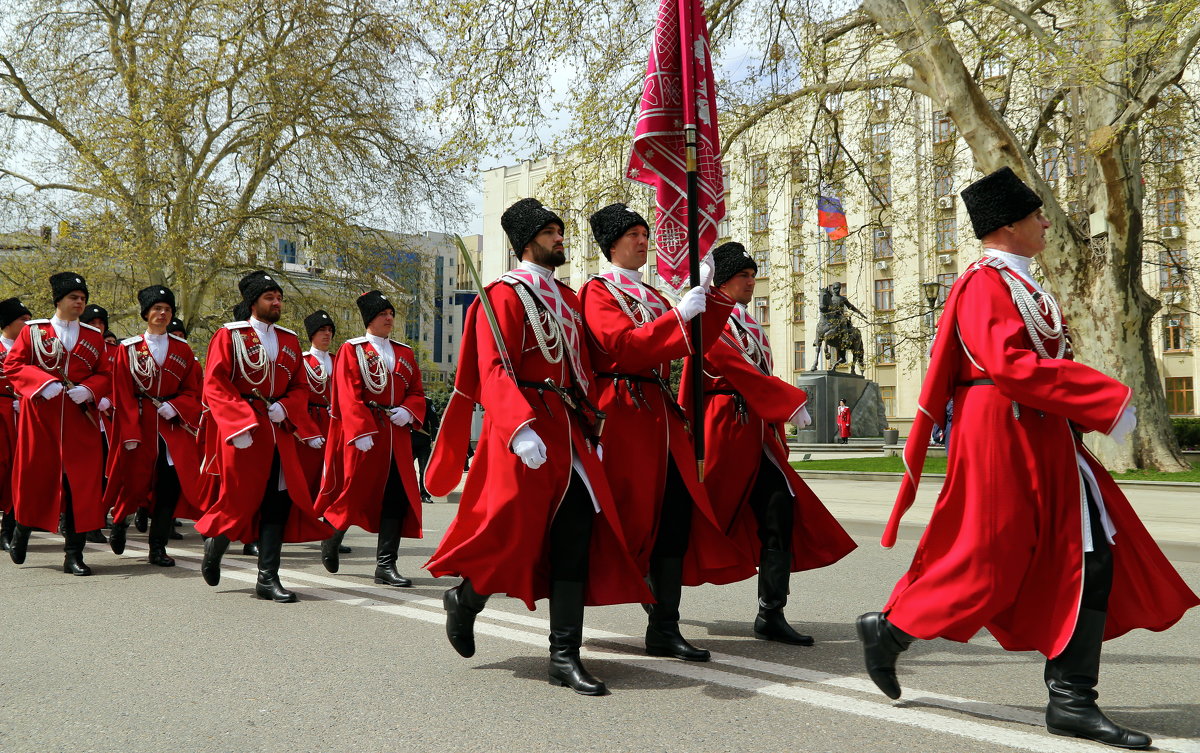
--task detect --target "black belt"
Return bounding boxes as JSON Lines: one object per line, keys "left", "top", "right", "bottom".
{"left": 596, "top": 372, "right": 657, "bottom": 384}
{"left": 962, "top": 379, "right": 994, "bottom": 387}
{"left": 516, "top": 378, "right": 606, "bottom": 443}
{"left": 705, "top": 389, "right": 749, "bottom": 424}
{"left": 309, "top": 402, "right": 329, "bottom": 409}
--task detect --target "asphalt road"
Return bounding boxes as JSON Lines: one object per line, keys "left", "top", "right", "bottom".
{"left": 2, "top": 503, "right": 1197, "bottom": 753}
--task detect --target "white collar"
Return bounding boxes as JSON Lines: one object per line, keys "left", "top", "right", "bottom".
{"left": 734, "top": 302, "right": 748, "bottom": 314}
{"left": 308, "top": 346, "right": 329, "bottom": 356}
{"left": 249, "top": 315, "right": 274, "bottom": 334}
{"left": 144, "top": 330, "right": 167, "bottom": 340}
{"left": 0, "top": 336, "right": 13, "bottom": 349}
{"left": 606, "top": 264, "right": 643, "bottom": 283}
{"left": 518, "top": 260, "right": 555, "bottom": 280}
{"left": 51, "top": 315, "right": 78, "bottom": 329}
{"left": 365, "top": 332, "right": 391, "bottom": 347}
{"left": 983, "top": 248, "right": 1045, "bottom": 292}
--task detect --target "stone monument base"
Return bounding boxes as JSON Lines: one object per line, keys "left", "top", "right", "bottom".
{"left": 794, "top": 371, "right": 887, "bottom": 444}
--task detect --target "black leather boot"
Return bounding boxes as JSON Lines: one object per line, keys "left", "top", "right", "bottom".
{"left": 1045, "top": 608, "right": 1151, "bottom": 749}
{"left": 201, "top": 534, "right": 230, "bottom": 586}
{"left": 86, "top": 529, "right": 108, "bottom": 544}
{"left": 321, "top": 529, "right": 347, "bottom": 573}
{"left": 242, "top": 541, "right": 259, "bottom": 556}
{"left": 753, "top": 548, "right": 813, "bottom": 645}
{"left": 108, "top": 519, "right": 128, "bottom": 555}
{"left": 374, "top": 517, "right": 411, "bottom": 586}
{"left": 547, "top": 580, "right": 607, "bottom": 695}
{"left": 0, "top": 512, "right": 14, "bottom": 552}
{"left": 63, "top": 527, "right": 92, "bottom": 576}
{"left": 147, "top": 499, "right": 176, "bottom": 566}
{"left": 645, "top": 556, "right": 709, "bottom": 661}
{"left": 255, "top": 522, "right": 297, "bottom": 602}
{"left": 856, "top": 611, "right": 915, "bottom": 699}
{"left": 8, "top": 521, "right": 30, "bottom": 564}
{"left": 443, "top": 579, "right": 490, "bottom": 657}
{"left": 134, "top": 507, "right": 148, "bottom": 533}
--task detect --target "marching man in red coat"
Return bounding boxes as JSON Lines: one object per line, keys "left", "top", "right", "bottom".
{"left": 682, "top": 243, "right": 857, "bottom": 645}
{"left": 0, "top": 297, "right": 32, "bottom": 551}
{"left": 196, "top": 271, "right": 329, "bottom": 603}
{"left": 104, "top": 286, "right": 205, "bottom": 567}
{"left": 425, "top": 198, "right": 650, "bottom": 695}
{"left": 857, "top": 168, "right": 1199, "bottom": 748}
{"left": 317, "top": 292, "right": 425, "bottom": 585}
{"left": 300, "top": 310, "right": 335, "bottom": 497}
{"left": 6, "top": 273, "right": 112, "bottom": 575}
{"left": 579, "top": 203, "right": 754, "bottom": 662}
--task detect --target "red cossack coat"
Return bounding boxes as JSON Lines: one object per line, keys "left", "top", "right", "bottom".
{"left": 195, "top": 322, "right": 330, "bottom": 543}
{"left": 0, "top": 339, "right": 19, "bottom": 514}
{"left": 424, "top": 279, "right": 652, "bottom": 610}
{"left": 315, "top": 338, "right": 426, "bottom": 535}
{"left": 102, "top": 334, "right": 206, "bottom": 522}
{"left": 836, "top": 405, "right": 851, "bottom": 439}
{"left": 579, "top": 276, "right": 756, "bottom": 586}
{"left": 4, "top": 320, "right": 112, "bottom": 532}
{"left": 300, "top": 351, "right": 333, "bottom": 496}
{"left": 883, "top": 256, "right": 1198, "bottom": 658}
{"left": 680, "top": 319, "right": 857, "bottom": 571}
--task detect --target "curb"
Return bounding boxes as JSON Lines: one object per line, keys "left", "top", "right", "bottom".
{"left": 793, "top": 469, "right": 1199, "bottom": 492}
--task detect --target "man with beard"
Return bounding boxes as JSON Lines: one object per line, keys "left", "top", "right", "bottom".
{"left": 426, "top": 198, "right": 649, "bottom": 695}
{"left": 681, "top": 243, "right": 857, "bottom": 645}
{"left": 317, "top": 291, "right": 425, "bottom": 585}
{"left": 5, "top": 273, "right": 111, "bottom": 574}
{"left": 195, "top": 271, "right": 329, "bottom": 602}
{"left": 0, "top": 297, "right": 32, "bottom": 551}
{"left": 104, "top": 286, "right": 205, "bottom": 567}
{"left": 578, "top": 203, "right": 755, "bottom": 662}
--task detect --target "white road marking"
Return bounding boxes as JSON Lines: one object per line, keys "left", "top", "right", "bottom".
{"left": 81, "top": 536, "right": 1199, "bottom": 753}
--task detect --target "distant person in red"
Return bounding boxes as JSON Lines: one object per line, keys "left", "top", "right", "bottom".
{"left": 300, "top": 310, "right": 335, "bottom": 498}
{"left": 5, "top": 273, "right": 111, "bottom": 575}
{"left": 857, "top": 167, "right": 1199, "bottom": 749}
{"left": 0, "top": 297, "right": 32, "bottom": 552}
{"left": 835, "top": 398, "right": 851, "bottom": 444}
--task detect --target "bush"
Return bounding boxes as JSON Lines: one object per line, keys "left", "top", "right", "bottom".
{"left": 1173, "top": 417, "right": 1200, "bottom": 450}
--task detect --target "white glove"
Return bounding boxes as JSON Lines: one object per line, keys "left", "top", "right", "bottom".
{"left": 353, "top": 435, "right": 374, "bottom": 452}
{"left": 675, "top": 286, "right": 708, "bottom": 322}
{"left": 267, "top": 401, "right": 286, "bottom": 423}
{"left": 66, "top": 385, "right": 92, "bottom": 404}
{"left": 596, "top": 443, "right": 604, "bottom": 462}
{"left": 123, "top": 440, "right": 140, "bottom": 451}
{"left": 306, "top": 436, "right": 325, "bottom": 449}
{"left": 97, "top": 397, "right": 112, "bottom": 412}
{"left": 511, "top": 425, "right": 547, "bottom": 469}
{"left": 39, "top": 382, "right": 63, "bottom": 400}
{"left": 699, "top": 256, "right": 715, "bottom": 291}
{"left": 157, "top": 402, "right": 178, "bottom": 420}
{"left": 231, "top": 432, "right": 254, "bottom": 449}
{"left": 789, "top": 405, "right": 813, "bottom": 429}
{"left": 1109, "top": 406, "right": 1137, "bottom": 445}
{"left": 12, "top": 399, "right": 19, "bottom": 414}
{"left": 389, "top": 406, "right": 414, "bottom": 426}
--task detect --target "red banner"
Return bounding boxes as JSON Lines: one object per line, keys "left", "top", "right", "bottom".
{"left": 627, "top": 0, "right": 724, "bottom": 293}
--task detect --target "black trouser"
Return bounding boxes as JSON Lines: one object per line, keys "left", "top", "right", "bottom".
{"left": 381, "top": 457, "right": 408, "bottom": 526}
{"left": 1080, "top": 480, "right": 1114, "bottom": 612}
{"left": 150, "top": 438, "right": 181, "bottom": 541}
{"left": 259, "top": 451, "right": 292, "bottom": 530}
{"left": 650, "top": 458, "right": 693, "bottom": 560}
{"left": 548, "top": 471, "right": 595, "bottom": 583}
{"left": 412, "top": 437, "right": 432, "bottom": 498}
{"left": 748, "top": 456, "right": 794, "bottom": 551}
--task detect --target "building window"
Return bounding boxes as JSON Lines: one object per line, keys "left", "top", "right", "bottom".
{"left": 793, "top": 292, "right": 805, "bottom": 322}
{"left": 791, "top": 246, "right": 804, "bottom": 275}
{"left": 278, "top": 239, "right": 297, "bottom": 264}
{"left": 823, "top": 236, "right": 846, "bottom": 265}
{"left": 752, "top": 205, "right": 770, "bottom": 234}
{"left": 722, "top": 163, "right": 732, "bottom": 198}
{"left": 790, "top": 152, "right": 805, "bottom": 183}
{"left": 1065, "top": 142, "right": 1086, "bottom": 178}
{"left": 753, "top": 250, "right": 770, "bottom": 278}
{"left": 933, "top": 163, "right": 953, "bottom": 198}
{"left": 790, "top": 196, "right": 804, "bottom": 228}
{"left": 754, "top": 296, "right": 770, "bottom": 324}
{"left": 824, "top": 92, "right": 842, "bottom": 111}
{"left": 1163, "top": 314, "right": 1191, "bottom": 352}
{"left": 871, "top": 174, "right": 892, "bottom": 207}
{"left": 868, "top": 87, "right": 891, "bottom": 108}
{"left": 936, "top": 217, "right": 957, "bottom": 253}
{"left": 751, "top": 155, "right": 769, "bottom": 189}
{"left": 717, "top": 218, "right": 731, "bottom": 238}
{"left": 880, "top": 385, "right": 896, "bottom": 417}
{"left": 793, "top": 341, "right": 805, "bottom": 371}
{"left": 822, "top": 135, "right": 841, "bottom": 167}
{"left": 873, "top": 226, "right": 893, "bottom": 259}
{"left": 875, "top": 331, "right": 897, "bottom": 364}
{"left": 1166, "top": 377, "right": 1195, "bottom": 414}
{"left": 936, "top": 272, "right": 958, "bottom": 304}
{"left": 1156, "top": 127, "right": 1184, "bottom": 163}
{"left": 1158, "top": 188, "right": 1186, "bottom": 226}
{"left": 1042, "top": 146, "right": 1061, "bottom": 187}
{"left": 870, "top": 122, "right": 890, "bottom": 156}
{"left": 982, "top": 55, "right": 1008, "bottom": 79}
{"left": 1159, "top": 249, "right": 1189, "bottom": 289}
{"left": 874, "top": 278, "right": 895, "bottom": 311}
{"left": 933, "top": 110, "right": 955, "bottom": 144}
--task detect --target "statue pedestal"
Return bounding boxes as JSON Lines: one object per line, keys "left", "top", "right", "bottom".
{"left": 794, "top": 371, "right": 887, "bottom": 443}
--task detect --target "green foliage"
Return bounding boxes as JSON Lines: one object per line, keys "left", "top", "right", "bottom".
{"left": 1173, "top": 417, "right": 1200, "bottom": 450}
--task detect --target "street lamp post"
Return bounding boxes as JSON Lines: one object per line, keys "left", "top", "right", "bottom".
{"left": 922, "top": 280, "right": 942, "bottom": 334}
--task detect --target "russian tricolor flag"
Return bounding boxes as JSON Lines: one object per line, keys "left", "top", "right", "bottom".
{"left": 817, "top": 195, "right": 849, "bottom": 241}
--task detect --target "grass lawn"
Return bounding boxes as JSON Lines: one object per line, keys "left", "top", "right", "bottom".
{"left": 791, "top": 455, "right": 1200, "bottom": 483}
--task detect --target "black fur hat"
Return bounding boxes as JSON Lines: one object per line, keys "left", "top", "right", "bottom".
{"left": 961, "top": 166, "right": 1044, "bottom": 239}
{"left": 81, "top": 303, "right": 107, "bottom": 327}
{"left": 0, "top": 297, "right": 31, "bottom": 328}
{"left": 137, "top": 285, "right": 176, "bottom": 319}
{"left": 588, "top": 203, "right": 649, "bottom": 260}
{"left": 304, "top": 309, "right": 335, "bottom": 339}
{"left": 166, "top": 317, "right": 188, "bottom": 338}
{"left": 238, "top": 270, "right": 283, "bottom": 305}
{"left": 501, "top": 198, "right": 564, "bottom": 258}
{"left": 51, "top": 272, "right": 89, "bottom": 305}
{"left": 711, "top": 242, "right": 757, "bottom": 288}
{"left": 356, "top": 290, "right": 394, "bottom": 327}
